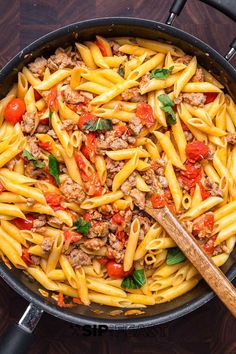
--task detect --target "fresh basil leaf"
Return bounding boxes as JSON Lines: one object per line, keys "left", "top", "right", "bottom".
{"left": 83, "top": 118, "right": 113, "bottom": 131}
{"left": 158, "top": 94, "right": 175, "bottom": 107}
{"left": 166, "top": 247, "right": 186, "bottom": 265}
{"left": 49, "top": 109, "right": 52, "bottom": 128}
{"left": 121, "top": 269, "right": 146, "bottom": 289}
{"left": 118, "top": 66, "right": 125, "bottom": 78}
{"left": 73, "top": 219, "right": 91, "bottom": 235}
{"left": 150, "top": 66, "right": 174, "bottom": 79}
{"left": 22, "top": 150, "right": 45, "bottom": 169}
{"left": 48, "top": 154, "right": 60, "bottom": 185}
{"left": 161, "top": 106, "right": 176, "bottom": 125}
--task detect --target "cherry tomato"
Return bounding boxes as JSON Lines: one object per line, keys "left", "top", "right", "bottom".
{"left": 86, "top": 173, "right": 103, "bottom": 196}
{"left": 151, "top": 194, "right": 166, "bottom": 208}
{"left": 40, "top": 117, "right": 49, "bottom": 125}
{"left": 112, "top": 213, "right": 124, "bottom": 224}
{"left": 204, "top": 92, "right": 218, "bottom": 104}
{"left": 192, "top": 213, "right": 214, "bottom": 235}
{"left": 97, "top": 257, "right": 109, "bottom": 265}
{"left": 179, "top": 162, "right": 202, "bottom": 188}
{"left": 186, "top": 141, "right": 209, "bottom": 162}
{"left": 22, "top": 247, "right": 31, "bottom": 265}
{"left": 4, "top": 98, "right": 26, "bottom": 124}
{"left": 81, "top": 133, "right": 96, "bottom": 163}
{"left": 198, "top": 182, "right": 210, "bottom": 200}
{"left": 115, "top": 230, "right": 126, "bottom": 244}
{"left": 38, "top": 140, "right": 52, "bottom": 152}
{"left": 136, "top": 102, "right": 155, "bottom": 128}
{"left": 48, "top": 86, "right": 58, "bottom": 111}
{"left": 34, "top": 90, "right": 41, "bottom": 101}
{"left": 83, "top": 212, "right": 91, "bottom": 222}
{"left": 13, "top": 215, "right": 35, "bottom": 230}
{"left": 95, "top": 38, "right": 108, "bottom": 56}
{"left": 203, "top": 235, "right": 217, "bottom": 255}
{"left": 78, "top": 112, "right": 97, "bottom": 130}
{"left": 106, "top": 261, "right": 133, "bottom": 278}
{"left": 45, "top": 192, "right": 64, "bottom": 208}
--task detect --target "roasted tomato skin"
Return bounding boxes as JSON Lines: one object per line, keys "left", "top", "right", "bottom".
{"left": 13, "top": 215, "right": 35, "bottom": 230}
{"left": 204, "top": 92, "right": 218, "bottom": 104}
{"left": 4, "top": 98, "right": 26, "bottom": 124}
{"left": 106, "top": 261, "right": 133, "bottom": 278}
{"left": 136, "top": 103, "right": 155, "bottom": 128}
{"left": 186, "top": 141, "right": 209, "bottom": 163}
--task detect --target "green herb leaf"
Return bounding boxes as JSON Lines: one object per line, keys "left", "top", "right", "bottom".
{"left": 73, "top": 219, "right": 91, "bottom": 235}
{"left": 150, "top": 66, "right": 174, "bottom": 79}
{"left": 48, "top": 154, "right": 60, "bottom": 185}
{"left": 158, "top": 94, "right": 175, "bottom": 107}
{"left": 121, "top": 269, "right": 146, "bottom": 289}
{"left": 22, "top": 150, "right": 46, "bottom": 169}
{"left": 83, "top": 118, "right": 113, "bottom": 131}
{"left": 166, "top": 247, "right": 186, "bottom": 265}
{"left": 49, "top": 109, "right": 52, "bottom": 128}
{"left": 161, "top": 106, "right": 176, "bottom": 125}
{"left": 118, "top": 66, "right": 125, "bottom": 78}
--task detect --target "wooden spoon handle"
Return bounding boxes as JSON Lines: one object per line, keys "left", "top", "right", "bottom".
{"left": 145, "top": 206, "right": 236, "bottom": 317}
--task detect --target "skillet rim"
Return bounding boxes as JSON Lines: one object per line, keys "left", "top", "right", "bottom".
{"left": 0, "top": 16, "right": 235, "bottom": 329}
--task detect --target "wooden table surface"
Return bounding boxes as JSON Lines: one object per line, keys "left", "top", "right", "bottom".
{"left": 0, "top": 1, "right": 236, "bottom": 353}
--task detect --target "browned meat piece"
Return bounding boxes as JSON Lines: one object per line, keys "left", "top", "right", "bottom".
{"left": 67, "top": 249, "right": 91, "bottom": 268}
{"left": 59, "top": 176, "right": 85, "bottom": 203}
{"left": 184, "top": 130, "right": 193, "bottom": 142}
{"left": 157, "top": 176, "right": 168, "bottom": 188}
{"left": 139, "top": 74, "right": 151, "bottom": 93}
{"left": 142, "top": 169, "right": 164, "bottom": 192}
{"left": 47, "top": 129, "right": 57, "bottom": 139}
{"left": 36, "top": 124, "right": 50, "bottom": 134}
{"left": 97, "top": 134, "right": 128, "bottom": 153}
{"left": 26, "top": 198, "right": 36, "bottom": 207}
{"left": 110, "top": 138, "right": 129, "bottom": 150}
{"left": 62, "top": 85, "right": 86, "bottom": 104}
{"left": 87, "top": 221, "right": 109, "bottom": 239}
{"left": 130, "top": 188, "right": 146, "bottom": 209}
{"left": 121, "top": 87, "right": 146, "bottom": 102}
{"left": 182, "top": 220, "right": 193, "bottom": 234}
{"left": 32, "top": 215, "right": 47, "bottom": 229}
{"left": 135, "top": 215, "right": 151, "bottom": 239}
{"left": 106, "top": 158, "right": 125, "bottom": 175}
{"left": 191, "top": 68, "right": 204, "bottom": 82}
{"left": 107, "top": 233, "right": 125, "bottom": 263}
{"left": 128, "top": 117, "right": 143, "bottom": 135}
{"left": 21, "top": 112, "right": 36, "bottom": 134}
{"left": 109, "top": 40, "right": 121, "bottom": 56}
{"left": 28, "top": 57, "right": 47, "bottom": 78}
{"left": 61, "top": 120, "right": 78, "bottom": 131}
{"left": 30, "top": 255, "right": 41, "bottom": 265}
{"left": 226, "top": 133, "right": 236, "bottom": 145}
{"left": 203, "top": 177, "right": 223, "bottom": 198}
{"left": 25, "top": 162, "right": 47, "bottom": 179}
{"left": 26, "top": 137, "right": 44, "bottom": 159}
{"left": 192, "top": 212, "right": 214, "bottom": 238}
{"left": 85, "top": 210, "right": 103, "bottom": 221}
{"left": 174, "top": 92, "right": 206, "bottom": 107}
{"left": 48, "top": 216, "right": 63, "bottom": 227}
{"left": 175, "top": 55, "right": 192, "bottom": 65}
{"left": 47, "top": 48, "right": 76, "bottom": 71}
{"left": 42, "top": 237, "right": 54, "bottom": 252}
{"left": 6, "top": 158, "right": 17, "bottom": 171}
{"left": 83, "top": 238, "right": 104, "bottom": 251}
{"left": 120, "top": 173, "right": 137, "bottom": 194}
{"left": 79, "top": 91, "right": 94, "bottom": 101}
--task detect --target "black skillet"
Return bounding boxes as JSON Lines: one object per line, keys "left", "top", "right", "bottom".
{"left": 0, "top": 1, "right": 236, "bottom": 353}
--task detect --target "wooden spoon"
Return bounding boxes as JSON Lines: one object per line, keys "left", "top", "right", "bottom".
{"left": 144, "top": 205, "right": 236, "bottom": 317}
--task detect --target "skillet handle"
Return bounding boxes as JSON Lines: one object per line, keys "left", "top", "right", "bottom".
{"left": 0, "top": 303, "right": 43, "bottom": 354}
{"left": 0, "top": 324, "right": 33, "bottom": 354}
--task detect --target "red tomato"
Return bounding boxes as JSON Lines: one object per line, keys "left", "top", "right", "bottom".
{"left": 4, "top": 98, "right": 26, "bottom": 124}
{"left": 86, "top": 173, "right": 103, "bottom": 196}
{"left": 106, "top": 261, "right": 133, "bottom": 278}
{"left": 186, "top": 141, "right": 209, "bottom": 163}
{"left": 72, "top": 297, "right": 82, "bottom": 305}
{"left": 198, "top": 182, "right": 210, "bottom": 200}
{"left": 57, "top": 292, "right": 73, "bottom": 308}
{"left": 151, "top": 194, "right": 166, "bottom": 208}
{"left": 81, "top": 133, "right": 96, "bottom": 163}
{"left": 95, "top": 38, "right": 108, "bottom": 56}
{"left": 48, "top": 86, "right": 58, "bottom": 111}
{"left": 136, "top": 103, "right": 155, "bottom": 128}
{"left": 203, "top": 235, "right": 217, "bottom": 255}
{"left": 83, "top": 212, "right": 91, "bottom": 222}
{"left": 63, "top": 230, "right": 81, "bottom": 243}
{"left": 112, "top": 213, "right": 124, "bottom": 224}
{"left": 115, "top": 230, "right": 126, "bottom": 244}
{"left": 34, "top": 90, "right": 41, "bottom": 101}
{"left": 40, "top": 118, "right": 49, "bottom": 125}
{"left": 181, "top": 122, "right": 189, "bottom": 131}
{"left": 179, "top": 162, "right": 202, "bottom": 188}
{"left": 78, "top": 112, "right": 97, "bottom": 130}
{"left": 193, "top": 213, "right": 214, "bottom": 236}
{"left": 45, "top": 192, "right": 64, "bottom": 208}
{"left": 22, "top": 247, "right": 31, "bottom": 265}
{"left": 38, "top": 140, "right": 52, "bottom": 152}
{"left": 97, "top": 257, "right": 109, "bottom": 265}
{"left": 13, "top": 215, "right": 35, "bottom": 230}
{"left": 205, "top": 92, "right": 218, "bottom": 104}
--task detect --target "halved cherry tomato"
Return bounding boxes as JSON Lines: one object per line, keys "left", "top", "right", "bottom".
{"left": 22, "top": 247, "right": 31, "bottom": 265}
{"left": 115, "top": 230, "right": 126, "bottom": 244}
{"left": 203, "top": 235, "right": 217, "bottom": 255}
{"left": 179, "top": 162, "right": 202, "bottom": 188}
{"left": 40, "top": 118, "right": 49, "bottom": 125}
{"left": 83, "top": 212, "right": 91, "bottom": 222}
{"left": 151, "top": 194, "right": 166, "bottom": 208}
{"left": 4, "top": 98, "right": 26, "bottom": 124}
{"left": 63, "top": 229, "right": 81, "bottom": 243}
{"left": 13, "top": 215, "right": 35, "bottom": 230}
{"left": 136, "top": 102, "right": 155, "bottom": 128}
{"left": 45, "top": 192, "right": 64, "bottom": 208}
{"left": 78, "top": 112, "right": 97, "bottom": 130}
{"left": 112, "top": 213, "right": 124, "bottom": 224}
{"left": 86, "top": 173, "right": 103, "bottom": 196}
{"left": 198, "top": 182, "right": 210, "bottom": 200}
{"left": 95, "top": 38, "right": 108, "bottom": 56}
{"left": 48, "top": 86, "right": 58, "bottom": 111}
{"left": 204, "top": 92, "right": 218, "bottom": 104}
{"left": 186, "top": 141, "right": 209, "bottom": 163}
{"left": 106, "top": 261, "right": 133, "bottom": 278}
{"left": 192, "top": 213, "right": 214, "bottom": 236}
{"left": 97, "top": 257, "right": 109, "bottom": 265}
{"left": 81, "top": 133, "right": 96, "bottom": 163}
{"left": 74, "top": 153, "right": 89, "bottom": 181}
{"left": 38, "top": 140, "right": 52, "bottom": 152}
{"left": 34, "top": 90, "right": 41, "bottom": 101}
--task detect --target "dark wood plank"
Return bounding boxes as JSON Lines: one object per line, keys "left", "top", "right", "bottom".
{"left": 0, "top": 1, "right": 236, "bottom": 353}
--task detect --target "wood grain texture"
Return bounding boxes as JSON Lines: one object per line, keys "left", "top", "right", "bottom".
{"left": 0, "top": 1, "right": 236, "bottom": 353}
